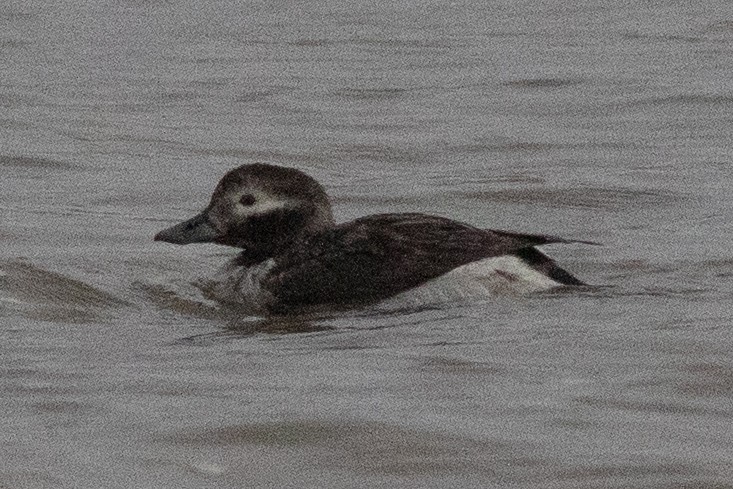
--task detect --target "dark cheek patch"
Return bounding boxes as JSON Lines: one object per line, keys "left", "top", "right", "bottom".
{"left": 225, "top": 208, "right": 310, "bottom": 261}
{"left": 247, "top": 209, "right": 307, "bottom": 244}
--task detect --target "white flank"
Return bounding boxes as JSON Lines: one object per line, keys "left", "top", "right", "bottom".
{"left": 383, "top": 255, "right": 562, "bottom": 309}
{"left": 200, "top": 258, "right": 276, "bottom": 314}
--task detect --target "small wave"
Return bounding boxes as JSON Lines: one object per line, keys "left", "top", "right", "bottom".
{"left": 419, "top": 355, "right": 507, "bottom": 376}
{"left": 191, "top": 147, "right": 325, "bottom": 166}
{"left": 234, "top": 89, "right": 282, "bottom": 103}
{"left": 502, "top": 77, "right": 583, "bottom": 89}
{"left": 154, "top": 420, "right": 532, "bottom": 478}
{"left": 621, "top": 31, "right": 705, "bottom": 44}
{"left": 0, "top": 39, "right": 30, "bottom": 49}
{"left": 705, "top": 20, "right": 733, "bottom": 33}
{"left": 331, "top": 193, "right": 426, "bottom": 206}
{"left": 0, "top": 155, "right": 76, "bottom": 171}
{"left": 133, "top": 281, "right": 222, "bottom": 320}
{"left": 458, "top": 186, "right": 680, "bottom": 211}
{"left": 446, "top": 140, "right": 634, "bottom": 154}
{"left": 327, "top": 143, "right": 423, "bottom": 165}
{"left": 678, "top": 362, "right": 733, "bottom": 398}
{"left": 0, "top": 118, "right": 35, "bottom": 130}
{"left": 0, "top": 260, "right": 128, "bottom": 323}
{"left": 574, "top": 395, "right": 730, "bottom": 418}
{"left": 334, "top": 87, "right": 408, "bottom": 101}
{"left": 0, "top": 11, "right": 34, "bottom": 21}
{"left": 173, "top": 317, "right": 334, "bottom": 343}
{"left": 552, "top": 460, "right": 710, "bottom": 484}
{"left": 614, "top": 93, "right": 733, "bottom": 109}
{"left": 288, "top": 38, "right": 336, "bottom": 47}
{"left": 159, "top": 90, "right": 203, "bottom": 102}
{"left": 350, "top": 37, "right": 455, "bottom": 50}
{"left": 535, "top": 282, "right": 710, "bottom": 301}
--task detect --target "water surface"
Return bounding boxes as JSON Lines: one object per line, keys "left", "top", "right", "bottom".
{"left": 2, "top": 1, "right": 733, "bottom": 487}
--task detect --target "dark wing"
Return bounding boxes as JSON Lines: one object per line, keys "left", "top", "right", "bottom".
{"left": 262, "top": 213, "right": 587, "bottom": 313}
{"left": 490, "top": 229, "right": 597, "bottom": 287}
{"left": 490, "top": 229, "right": 600, "bottom": 247}
{"left": 512, "top": 247, "right": 586, "bottom": 286}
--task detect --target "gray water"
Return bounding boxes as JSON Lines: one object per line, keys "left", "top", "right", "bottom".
{"left": 2, "top": 1, "right": 733, "bottom": 487}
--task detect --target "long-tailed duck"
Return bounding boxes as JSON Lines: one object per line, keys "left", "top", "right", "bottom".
{"left": 155, "top": 163, "right": 594, "bottom": 315}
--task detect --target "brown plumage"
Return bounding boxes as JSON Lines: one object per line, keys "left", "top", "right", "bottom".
{"left": 155, "top": 163, "right": 595, "bottom": 314}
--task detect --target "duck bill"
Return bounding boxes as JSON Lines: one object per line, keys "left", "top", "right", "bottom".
{"left": 154, "top": 211, "right": 220, "bottom": 245}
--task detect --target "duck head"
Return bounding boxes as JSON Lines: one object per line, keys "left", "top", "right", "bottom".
{"left": 154, "top": 163, "right": 334, "bottom": 258}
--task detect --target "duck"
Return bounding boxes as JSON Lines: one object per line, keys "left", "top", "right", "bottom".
{"left": 154, "top": 163, "right": 594, "bottom": 315}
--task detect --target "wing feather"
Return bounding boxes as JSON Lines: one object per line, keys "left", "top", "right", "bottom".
{"left": 263, "top": 213, "right": 589, "bottom": 312}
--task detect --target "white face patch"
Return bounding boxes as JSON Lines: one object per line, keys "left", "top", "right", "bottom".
{"left": 231, "top": 190, "right": 290, "bottom": 219}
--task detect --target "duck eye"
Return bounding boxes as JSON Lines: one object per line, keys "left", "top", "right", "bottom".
{"left": 239, "top": 194, "right": 256, "bottom": 206}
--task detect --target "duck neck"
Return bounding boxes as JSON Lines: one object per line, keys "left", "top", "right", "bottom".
{"left": 233, "top": 206, "right": 333, "bottom": 267}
